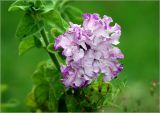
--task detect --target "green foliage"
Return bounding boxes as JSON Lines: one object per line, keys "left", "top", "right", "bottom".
{"left": 16, "top": 13, "right": 43, "bottom": 41}
{"left": 8, "top": 0, "right": 29, "bottom": 12}
{"left": 62, "top": 5, "right": 83, "bottom": 24}
{"left": 34, "top": 84, "right": 49, "bottom": 106}
{"left": 8, "top": 0, "right": 70, "bottom": 56}
{"left": 47, "top": 43, "right": 65, "bottom": 64}
{"left": 27, "top": 61, "right": 64, "bottom": 112}
{"left": 65, "top": 95, "right": 80, "bottom": 112}
{"left": 42, "top": 9, "right": 68, "bottom": 32}
{"left": 8, "top": 0, "right": 127, "bottom": 112}
{"left": 0, "top": 84, "right": 19, "bottom": 111}
{"left": 48, "top": 88, "right": 57, "bottom": 112}
{"left": 18, "top": 36, "right": 42, "bottom": 55}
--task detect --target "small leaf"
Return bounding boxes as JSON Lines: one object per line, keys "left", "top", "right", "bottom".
{"left": 62, "top": 5, "right": 83, "bottom": 24}
{"left": 8, "top": 0, "right": 29, "bottom": 12}
{"left": 34, "top": 84, "right": 49, "bottom": 106}
{"left": 18, "top": 36, "right": 35, "bottom": 55}
{"left": 16, "top": 13, "right": 43, "bottom": 41}
{"left": 42, "top": 9, "right": 68, "bottom": 32}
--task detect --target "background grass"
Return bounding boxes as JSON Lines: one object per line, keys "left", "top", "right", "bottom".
{"left": 1, "top": 1, "right": 159, "bottom": 112}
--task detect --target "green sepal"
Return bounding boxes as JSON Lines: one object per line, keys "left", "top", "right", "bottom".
{"left": 47, "top": 43, "right": 56, "bottom": 54}
{"left": 47, "top": 43, "right": 65, "bottom": 64}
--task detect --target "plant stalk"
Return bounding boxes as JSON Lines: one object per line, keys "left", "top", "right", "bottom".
{"left": 40, "top": 28, "right": 60, "bottom": 71}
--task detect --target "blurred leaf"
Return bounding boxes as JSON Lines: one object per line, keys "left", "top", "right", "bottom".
{"left": 48, "top": 88, "right": 57, "bottom": 112}
{"left": 44, "top": 61, "right": 58, "bottom": 82}
{"left": 32, "top": 61, "right": 64, "bottom": 101}
{"left": 56, "top": 0, "right": 71, "bottom": 9}
{"left": 1, "top": 99, "right": 19, "bottom": 110}
{"left": 34, "top": 0, "right": 43, "bottom": 9}
{"left": 26, "top": 92, "right": 37, "bottom": 108}
{"left": 16, "top": 13, "right": 43, "bottom": 41}
{"left": 62, "top": 5, "right": 83, "bottom": 24}
{"left": 0, "top": 84, "right": 8, "bottom": 93}
{"left": 32, "top": 69, "right": 47, "bottom": 85}
{"left": 42, "top": 9, "right": 68, "bottom": 32}
{"left": 8, "top": 0, "right": 29, "bottom": 12}
{"left": 66, "top": 95, "right": 80, "bottom": 112}
{"left": 34, "top": 84, "right": 49, "bottom": 106}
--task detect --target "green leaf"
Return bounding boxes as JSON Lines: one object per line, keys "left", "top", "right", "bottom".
{"left": 32, "top": 69, "right": 48, "bottom": 85}
{"left": 44, "top": 61, "right": 64, "bottom": 100}
{"left": 62, "top": 5, "right": 83, "bottom": 24}
{"left": 42, "top": 9, "right": 68, "bottom": 32}
{"left": 16, "top": 13, "right": 43, "bottom": 41}
{"left": 18, "top": 36, "right": 42, "bottom": 55}
{"left": 34, "top": 84, "right": 49, "bottom": 106}
{"left": 44, "top": 61, "right": 58, "bottom": 82}
{"left": 48, "top": 88, "right": 57, "bottom": 112}
{"left": 18, "top": 37, "right": 35, "bottom": 55}
{"left": 32, "top": 61, "right": 64, "bottom": 101}
{"left": 8, "top": 0, "right": 29, "bottom": 12}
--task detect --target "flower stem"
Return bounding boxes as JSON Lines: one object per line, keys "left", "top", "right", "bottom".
{"left": 40, "top": 28, "right": 60, "bottom": 71}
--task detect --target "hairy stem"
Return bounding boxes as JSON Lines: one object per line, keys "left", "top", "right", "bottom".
{"left": 40, "top": 28, "right": 60, "bottom": 71}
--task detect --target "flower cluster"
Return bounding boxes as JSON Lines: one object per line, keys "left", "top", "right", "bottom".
{"left": 54, "top": 13, "right": 124, "bottom": 88}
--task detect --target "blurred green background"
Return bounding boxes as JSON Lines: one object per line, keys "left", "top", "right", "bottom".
{"left": 1, "top": 0, "right": 159, "bottom": 112}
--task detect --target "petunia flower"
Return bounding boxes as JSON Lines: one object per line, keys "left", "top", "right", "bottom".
{"left": 54, "top": 13, "right": 124, "bottom": 88}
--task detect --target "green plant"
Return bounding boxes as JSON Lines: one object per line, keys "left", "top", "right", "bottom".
{"left": 8, "top": 0, "right": 126, "bottom": 112}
